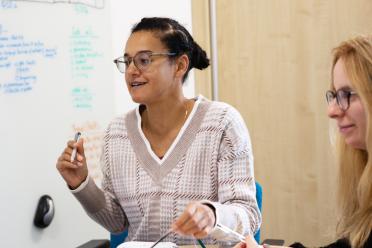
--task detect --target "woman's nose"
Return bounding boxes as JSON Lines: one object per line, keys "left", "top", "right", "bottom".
{"left": 126, "top": 61, "right": 140, "bottom": 75}
{"left": 327, "top": 100, "right": 344, "bottom": 119}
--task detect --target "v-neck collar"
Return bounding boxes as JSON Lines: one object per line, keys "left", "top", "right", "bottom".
{"left": 125, "top": 96, "right": 210, "bottom": 184}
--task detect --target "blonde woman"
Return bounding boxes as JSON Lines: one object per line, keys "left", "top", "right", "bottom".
{"left": 235, "top": 35, "right": 372, "bottom": 248}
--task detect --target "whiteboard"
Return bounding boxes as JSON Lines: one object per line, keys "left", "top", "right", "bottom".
{"left": 0, "top": 0, "right": 194, "bottom": 247}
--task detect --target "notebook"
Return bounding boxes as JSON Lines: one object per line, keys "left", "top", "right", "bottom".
{"left": 118, "top": 241, "right": 178, "bottom": 248}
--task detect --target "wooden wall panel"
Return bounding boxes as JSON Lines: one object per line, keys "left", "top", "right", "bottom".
{"left": 193, "top": 0, "right": 372, "bottom": 246}
{"left": 192, "top": 0, "right": 212, "bottom": 99}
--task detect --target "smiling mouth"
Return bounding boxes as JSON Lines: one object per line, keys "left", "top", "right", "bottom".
{"left": 130, "top": 82, "right": 146, "bottom": 87}
{"left": 339, "top": 124, "right": 354, "bottom": 132}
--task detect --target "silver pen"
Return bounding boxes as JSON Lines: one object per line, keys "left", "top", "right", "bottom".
{"left": 149, "top": 230, "right": 172, "bottom": 248}
{"left": 216, "top": 223, "right": 245, "bottom": 242}
{"left": 70, "top": 132, "right": 81, "bottom": 162}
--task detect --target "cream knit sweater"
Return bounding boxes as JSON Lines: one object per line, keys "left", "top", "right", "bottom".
{"left": 73, "top": 96, "right": 261, "bottom": 246}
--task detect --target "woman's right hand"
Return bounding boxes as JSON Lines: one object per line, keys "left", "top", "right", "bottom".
{"left": 56, "top": 138, "right": 88, "bottom": 189}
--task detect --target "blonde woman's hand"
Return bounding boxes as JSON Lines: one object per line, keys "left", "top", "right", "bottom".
{"left": 56, "top": 138, "right": 88, "bottom": 189}
{"left": 234, "top": 236, "right": 288, "bottom": 248}
{"left": 233, "top": 235, "right": 261, "bottom": 248}
{"left": 172, "top": 201, "right": 216, "bottom": 239}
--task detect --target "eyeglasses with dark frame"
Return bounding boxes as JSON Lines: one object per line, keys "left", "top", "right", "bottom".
{"left": 326, "top": 89, "right": 358, "bottom": 111}
{"left": 113, "top": 51, "right": 176, "bottom": 73}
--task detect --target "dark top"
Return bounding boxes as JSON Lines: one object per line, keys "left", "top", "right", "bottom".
{"left": 290, "top": 232, "right": 371, "bottom": 248}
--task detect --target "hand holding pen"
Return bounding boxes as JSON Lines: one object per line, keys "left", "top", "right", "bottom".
{"left": 56, "top": 132, "right": 88, "bottom": 189}
{"left": 171, "top": 201, "right": 216, "bottom": 239}
{"left": 70, "top": 132, "right": 81, "bottom": 162}
{"left": 215, "top": 223, "right": 245, "bottom": 242}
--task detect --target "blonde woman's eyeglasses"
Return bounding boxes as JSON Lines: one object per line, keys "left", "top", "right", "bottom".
{"left": 326, "top": 89, "right": 358, "bottom": 111}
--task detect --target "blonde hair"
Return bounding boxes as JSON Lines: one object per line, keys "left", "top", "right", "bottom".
{"left": 331, "top": 35, "right": 372, "bottom": 248}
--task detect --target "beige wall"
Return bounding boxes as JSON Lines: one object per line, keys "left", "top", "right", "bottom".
{"left": 192, "top": 0, "right": 372, "bottom": 246}
{"left": 192, "top": 0, "right": 212, "bottom": 99}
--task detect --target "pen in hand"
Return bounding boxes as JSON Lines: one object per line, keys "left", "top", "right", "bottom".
{"left": 216, "top": 223, "right": 245, "bottom": 242}
{"left": 70, "top": 132, "right": 81, "bottom": 162}
{"left": 149, "top": 230, "right": 172, "bottom": 248}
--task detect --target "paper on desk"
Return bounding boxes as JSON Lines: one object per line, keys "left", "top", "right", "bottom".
{"left": 118, "top": 241, "right": 178, "bottom": 248}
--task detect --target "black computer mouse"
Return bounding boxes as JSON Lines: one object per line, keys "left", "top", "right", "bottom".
{"left": 33, "top": 195, "right": 55, "bottom": 228}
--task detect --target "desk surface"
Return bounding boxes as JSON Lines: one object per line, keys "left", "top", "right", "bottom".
{"left": 118, "top": 243, "right": 221, "bottom": 248}
{"left": 180, "top": 246, "right": 219, "bottom": 248}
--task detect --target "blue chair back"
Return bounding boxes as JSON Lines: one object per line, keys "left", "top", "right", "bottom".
{"left": 110, "top": 182, "right": 263, "bottom": 247}
{"left": 254, "top": 181, "right": 263, "bottom": 243}
{"left": 110, "top": 231, "right": 127, "bottom": 248}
